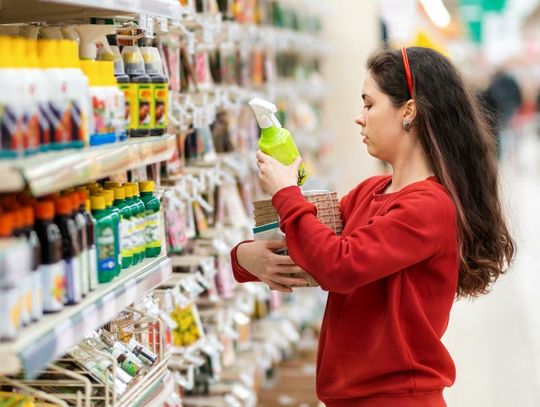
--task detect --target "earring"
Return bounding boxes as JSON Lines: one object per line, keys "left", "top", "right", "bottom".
{"left": 402, "top": 120, "right": 411, "bottom": 131}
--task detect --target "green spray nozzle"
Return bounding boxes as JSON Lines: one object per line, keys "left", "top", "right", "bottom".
{"left": 249, "top": 98, "right": 282, "bottom": 129}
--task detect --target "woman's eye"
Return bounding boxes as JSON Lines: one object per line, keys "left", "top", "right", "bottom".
{"left": 363, "top": 105, "right": 372, "bottom": 110}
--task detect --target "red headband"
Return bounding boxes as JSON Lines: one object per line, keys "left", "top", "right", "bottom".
{"left": 401, "top": 46, "right": 414, "bottom": 98}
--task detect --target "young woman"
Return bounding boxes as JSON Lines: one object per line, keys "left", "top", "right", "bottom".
{"left": 230, "top": 47, "right": 515, "bottom": 407}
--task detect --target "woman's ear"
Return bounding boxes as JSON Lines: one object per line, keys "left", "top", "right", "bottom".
{"left": 403, "top": 99, "right": 417, "bottom": 123}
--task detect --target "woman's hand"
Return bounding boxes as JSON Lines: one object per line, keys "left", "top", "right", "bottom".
{"left": 236, "top": 240, "right": 308, "bottom": 292}
{"left": 256, "top": 150, "right": 302, "bottom": 196}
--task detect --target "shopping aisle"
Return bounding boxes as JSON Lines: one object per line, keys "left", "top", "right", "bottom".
{"left": 443, "top": 129, "right": 540, "bottom": 406}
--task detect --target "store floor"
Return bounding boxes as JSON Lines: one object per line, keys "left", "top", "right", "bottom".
{"left": 443, "top": 127, "right": 540, "bottom": 406}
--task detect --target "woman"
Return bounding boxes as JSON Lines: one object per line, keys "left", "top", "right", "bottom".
{"left": 230, "top": 47, "right": 515, "bottom": 406}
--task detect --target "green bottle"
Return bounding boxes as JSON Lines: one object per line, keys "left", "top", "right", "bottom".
{"left": 112, "top": 187, "right": 133, "bottom": 269}
{"left": 249, "top": 98, "right": 307, "bottom": 185}
{"left": 124, "top": 183, "right": 146, "bottom": 263}
{"left": 102, "top": 190, "right": 122, "bottom": 276}
{"left": 138, "top": 181, "right": 161, "bottom": 257}
{"left": 90, "top": 196, "right": 117, "bottom": 283}
{"left": 123, "top": 184, "right": 141, "bottom": 265}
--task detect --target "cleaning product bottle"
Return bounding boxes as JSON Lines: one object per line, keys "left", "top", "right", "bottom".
{"left": 59, "top": 40, "right": 90, "bottom": 148}
{"left": 0, "top": 36, "right": 25, "bottom": 158}
{"left": 66, "top": 192, "right": 89, "bottom": 297}
{"left": 124, "top": 183, "right": 145, "bottom": 264}
{"left": 0, "top": 213, "right": 23, "bottom": 340}
{"left": 34, "top": 200, "right": 65, "bottom": 312}
{"left": 38, "top": 39, "right": 71, "bottom": 150}
{"left": 22, "top": 206, "right": 43, "bottom": 321}
{"left": 24, "top": 38, "right": 51, "bottom": 153}
{"left": 116, "top": 73, "right": 130, "bottom": 140}
{"left": 100, "top": 34, "right": 124, "bottom": 75}
{"left": 90, "top": 195, "right": 117, "bottom": 283}
{"left": 102, "top": 189, "right": 122, "bottom": 276}
{"left": 122, "top": 44, "right": 152, "bottom": 137}
{"left": 141, "top": 45, "right": 169, "bottom": 137}
{"left": 129, "top": 183, "right": 147, "bottom": 262}
{"left": 249, "top": 98, "right": 307, "bottom": 185}
{"left": 112, "top": 187, "right": 133, "bottom": 269}
{"left": 13, "top": 38, "right": 40, "bottom": 155}
{"left": 98, "top": 61, "right": 125, "bottom": 143}
{"left": 77, "top": 189, "right": 98, "bottom": 291}
{"left": 123, "top": 184, "right": 140, "bottom": 265}
{"left": 54, "top": 196, "right": 82, "bottom": 305}
{"left": 138, "top": 181, "right": 161, "bottom": 257}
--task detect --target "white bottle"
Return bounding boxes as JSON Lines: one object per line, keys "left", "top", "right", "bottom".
{"left": 0, "top": 36, "right": 25, "bottom": 159}
{"left": 59, "top": 39, "right": 91, "bottom": 147}
{"left": 37, "top": 39, "right": 71, "bottom": 150}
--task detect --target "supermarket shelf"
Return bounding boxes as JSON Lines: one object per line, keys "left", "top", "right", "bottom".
{"left": 0, "top": 256, "right": 172, "bottom": 378}
{"left": 0, "top": 134, "right": 175, "bottom": 197}
{"left": 138, "top": 370, "right": 174, "bottom": 407}
{"left": 0, "top": 0, "right": 182, "bottom": 23}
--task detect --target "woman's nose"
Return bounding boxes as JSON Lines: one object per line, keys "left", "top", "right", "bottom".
{"left": 355, "top": 115, "right": 365, "bottom": 127}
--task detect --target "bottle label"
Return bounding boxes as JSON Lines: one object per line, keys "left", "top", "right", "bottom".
{"left": 135, "top": 216, "right": 146, "bottom": 254}
{"left": 120, "top": 359, "right": 139, "bottom": 376}
{"left": 0, "top": 287, "right": 21, "bottom": 339}
{"left": 65, "top": 256, "right": 83, "bottom": 304}
{"left": 70, "top": 99, "right": 84, "bottom": 145}
{"left": 96, "top": 226, "right": 117, "bottom": 272}
{"left": 41, "top": 261, "right": 66, "bottom": 312}
{"left": 153, "top": 85, "right": 168, "bottom": 129}
{"left": 145, "top": 212, "right": 161, "bottom": 249}
{"left": 0, "top": 103, "right": 25, "bottom": 157}
{"left": 119, "top": 84, "right": 131, "bottom": 128}
{"left": 91, "top": 94, "right": 109, "bottom": 136}
{"left": 23, "top": 103, "right": 41, "bottom": 152}
{"left": 38, "top": 103, "right": 51, "bottom": 150}
{"left": 48, "top": 98, "right": 71, "bottom": 146}
{"left": 120, "top": 218, "right": 132, "bottom": 259}
{"left": 19, "top": 274, "right": 33, "bottom": 325}
{"left": 137, "top": 84, "right": 152, "bottom": 129}
{"left": 31, "top": 270, "right": 44, "bottom": 320}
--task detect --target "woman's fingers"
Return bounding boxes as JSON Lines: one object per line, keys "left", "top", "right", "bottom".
{"left": 268, "top": 253, "right": 297, "bottom": 265}
{"left": 267, "top": 281, "right": 293, "bottom": 293}
{"left": 270, "top": 274, "right": 308, "bottom": 287}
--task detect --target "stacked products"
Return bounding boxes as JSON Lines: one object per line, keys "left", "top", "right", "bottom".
{"left": 0, "top": 180, "right": 162, "bottom": 342}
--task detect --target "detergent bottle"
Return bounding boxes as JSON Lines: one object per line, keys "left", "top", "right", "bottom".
{"left": 249, "top": 98, "right": 307, "bottom": 185}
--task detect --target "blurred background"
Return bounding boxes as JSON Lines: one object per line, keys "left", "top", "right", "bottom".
{"left": 313, "top": 1, "right": 540, "bottom": 405}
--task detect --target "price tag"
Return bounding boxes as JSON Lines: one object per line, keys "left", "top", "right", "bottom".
{"left": 158, "top": 17, "right": 168, "bottom": 33}
{"left": 138, "top": 14, "right": 148, "bottom": 31}
{"left": 146, "top": 16, "right": 155, "bottom": 37}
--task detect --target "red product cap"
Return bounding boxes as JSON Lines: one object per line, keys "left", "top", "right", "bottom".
{"left": 55, "top": 197, "right": 72, "bottom": 216}
{"left": 13, "top": 208, "right": 24, "bottom": 230}
{"left": 35, "top": 201, "right": 55, "bottom": 220}
{"left": 0, "top": 212, "right": 14, "bottom": 237}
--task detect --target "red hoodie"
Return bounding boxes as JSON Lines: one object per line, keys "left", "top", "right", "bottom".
{"left": 231, "top": 175, "right": 459, "bottom": 406}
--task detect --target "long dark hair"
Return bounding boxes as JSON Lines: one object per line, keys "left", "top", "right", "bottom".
{"left": 367, "top": 47, "right": 515, "bottom": 298}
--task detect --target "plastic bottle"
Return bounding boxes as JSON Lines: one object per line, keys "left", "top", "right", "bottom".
{"left": 24, "top": 38, "right": 51, "bottom": 153}
{"left": 104, "top": 180, "right": 121, "bottom": 189}
{"left": 0, "top": 37, "right": 25, "bottom": 158}
{"left": 54, "top": 196, "right": 82, "bottom": 305}
{"left": 123, "top": 184, "right": 140, "bottom": 265}
{"left": 66, "top": 192, "right": 89, "bottom": 297}
{"left": 126, "top": 183, "right": 147, "bottom": 262}
{"left": 102, "top": 189, "right": 122, "bottom": 276}
{"left": 140, "top": 46, "right": 169, "bottom": 136}
{"left": 138, "top": 181, "right": 161, "bottom": 257}
{"left": 122, "top": 45, "right": 152, "bottom": 137}
{"left": 38, "top": 39, "right": 72, "bottom": 150}
{"left": 249, "top": 98, "right": 307, "bottom": 185}
{"left": 100, "top": 34, "right": 125, "bottom": 76}
{"left": 111, "top": 187, "right": 133, "bottom": 269}
{"left": 0, "top": 213, "right": 22, "bottom": 340}
{"left": 115, "top": 74, "right": 130, "bottom": 140}
{"left": 59, "top": 40, "right": 91, "bottom": 147}
{"left": 13, "top": 38, "right": 40, "bottom": 155}
{"left": 22, "top": 206, "right": 43, "bottom": 321}
{"left": 123, "top": 184, "right": 145, "bottom": 264}
{"left": 34, "top": 200, "right": 65, "bottom": 312}
{"left": 90, "top": 195, "right": 117, "bottom": 284}
{"left": 77, "top": 189, "right": 98, "bottom": 291}
{"left": 98, "top": 61, "right": 125, "bottom": 143}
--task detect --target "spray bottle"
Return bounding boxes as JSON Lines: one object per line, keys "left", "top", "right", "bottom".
{"left": 0, "top": 37, "right": 25, "bottom": 159}
{"left": 249, "top": 98, "right": 307, "bottom": 185}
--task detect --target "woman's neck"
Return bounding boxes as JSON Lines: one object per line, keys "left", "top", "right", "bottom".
{"left": 386, "top": 144, "right": 434, "bottom": 194}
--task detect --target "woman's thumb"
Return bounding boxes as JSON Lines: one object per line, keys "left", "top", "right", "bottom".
{"left": 292, "top": 156, "right": 303, "bottom": 171}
